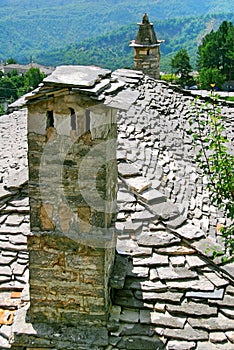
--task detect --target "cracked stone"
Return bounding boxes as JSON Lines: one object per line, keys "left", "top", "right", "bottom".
{"left": 118, "top": 163, "right": 140, "bottom": 178}
{"left": 167, "top": 340, "right": 196, "bottom": 350}
{"left": 156, "top": 266, "right": 197, "bottom": 281}
{"left": 156, "top": 323, "right": 209, "bottom": 341}
{"left": 188, "top": 313, "right": 234, "bottom": 331}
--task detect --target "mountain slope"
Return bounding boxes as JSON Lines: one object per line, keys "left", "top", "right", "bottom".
{"left": 0, "top": 0, "right": 233, "bottom": 69}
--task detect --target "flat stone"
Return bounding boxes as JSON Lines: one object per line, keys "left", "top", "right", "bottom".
{"left": 191, "top": 237, "right": 221, "bottom": 258}
{"left": 156, "top": 266, "right": 197, "bottom": 281}
{"left": 117, "top": 190, "right": 135, "bottom": 203}
{"left": 186, "top": 255, "right": 208, "bottom": 268}
{"left": 5, "top": 214, "right": 24, "bottom": 226}
{"left": 131, "top": 210, "right": 156, "bottom": 220}
{"left": 116, "top": 335, "right": 165, "bottom": 350}
{"left": 226, "top": 331, "right": 234, "bottom": 343}
{"left": 168, "top": 300, "right": 218, "bottom": 317}
{"left": 123, "top": 221, "right": 142, "bottom": 233}
{"left": 124, "top": 176, "right": 152, "bottom": 193}
{"left": 209, "top": 295, "right": 234, "bottom": 307}
{"left": 167, "top": 276, "right": 215, "bottom": 292}
{"left": 138, "top": 188, "right": 166, "bottom": 205}
{"left": 196, "top": 342, "right": 234, "bottom": 350}
{"left": 167, "top": 340, "right": 196, "bottom": 350}
{"left": 133, "top": 253, "right": 168, "bottom": 267}
{"left": 118, "top": 163, "right": 140, "bottom": 178}
{"left": 125, "top": 279, "right": 167, "bottom": 292}
{"left": 186, "top": 288, "right": 224, "bottom": 300}
{"left": 220, "top": 308, "right": 234, "bottom": 319}
{"left": 156, "top": 323, "right": 209, "bottom": 341}
{"left": 116, "top": 238, "right": 152, "bottom": 256}
{"left": 188, "top": 313, "right": 234, "bottom": 331}
{"left": 135, "top": 290, "right": 183, "bottom": 303}
{"left": 119, "top": 309, "right": 139, "bottom": 323}
{"left": 156, "top": 245, "right": 195, "bottom": 255}
{"left": 177, "top": 223, "right": 205, "bottom": 240}
{"left": 150, "top": 310, "right": 186, "bottom": 328}
{"left": 170, "top": 256, "right": 186, "bottom": 267}
{"left": 203, "top": 272, "right": 229, "bottom": 288}
{"left": 129, "top": 266, "right": 149, "bottom": 278}
{"left": 209, "top": 332, "right": 227, "bottom": 343}
{"left": 151, "top": 201, "right": 180, "bottom": 220}
{"left": 44, "top": 65, "right": 111, "bottom": 87}
{"left": 120, "top": 323, "right": 154, "bottom": 336}
{"left": 137, "top": 231, "right": 180, "bottom": 247}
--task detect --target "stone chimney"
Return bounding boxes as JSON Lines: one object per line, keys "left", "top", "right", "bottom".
{"left": 130, "top": 13, "right": 163, "bottom": 79}
{"left": 23, "top": 66, "right": 118, "bottom": 348}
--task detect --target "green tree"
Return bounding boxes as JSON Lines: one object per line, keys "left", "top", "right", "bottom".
{"left": 197, "top": 21, "right": 234, "bottom": 84}
{"left": 4, "top": 58, "right": 17, "bottom": 65}
{"left": 0, "top": 77, "right": 18, "bottom": 100}
{"left": 171, "top": 49, "right": 193, "bottom": 87}
{"left": 199, "top": 67, "right": 225, "bottom": 90}
{"left": 24, "top": 67, "right": 45, "bottom": 92}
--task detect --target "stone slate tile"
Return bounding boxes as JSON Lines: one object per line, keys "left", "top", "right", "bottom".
{"left": 150, "top": 310, "right": 186, "bottom": 329}
{"left": 116, "top": 238, "right": 152, "bottom": 257}
{"left": 209, "top": 331, "right": 227, "bottom": 343}
{"left": 114, "top": 290, "right": 145, "bottom": 308}
{"left": 118, "top": 163, "right": 140, "bottom": 178}
{"left": 124, "top": 279, "right": 167, "bottom": 292}
{"left": 5, "top": 214, "right": 24, "bottom": 226}
{"left": 188, "top": 313, "right": 234, "bottom": 331}
{"left": 220, "top": 307, "right": 234, "bottom": 319}
{"left": 177, "top": 223, "right": 205, "bottom": 240}
{"left": 135, "top": 290, "right": 183, "bottom": 304}
{"left": 156, "top": 323, "right": 209, "bottom": 341}
{"left": 128, "top": 266, "right": 149, "bottom": 278}
{"left": 119, "top": 308, "right": 139, "bottom": 323}
{"left": 225, "top": 331, "right": 234, "bottom": 343}
{"left": 209, "top": 294, "right": 234, "bottom": 307}
{"left": 203, "top": 272, "right": 229, "bottom": 288}
{"left": 150, "top": 201, "right": 180, "bottom": 220}
{"left": 166, "top": 276, "right": 214, "bottom": 292}
{"left": 167, "top": 340, "right": 196, "bottom": 350}
{"left": 123, "top": 176, "right": 152, "bottom": 193}
{"left": 169, "top": 255, "right": 186, "bottom": 267}
{"left": 156, "top": 245, "right": 195, "bottom": 255}
{"left": 131, "top": 209, "right": 156, "bottom": 221}
{"left": 137, "top": 231, "right": 180, "bottom": 248}
{"left": 167, "top": 300, "right": 218, "bottom": 317}
{"left": 120, "top": 323, "right": 154, "bottom": 337}
{"left": 186, "top": 255, "right": 207, "bottom": 268}
{"left": 196, "top": 341, "right": 234, "bottom": 350}
{"left": 123, "top": 221, "right": 142, "bottom": 233}
{"left": 156, "top": 266, "right": 197, "bottom": 281}
{"left": 133, "top": 253, "right": 168, "bottom": 267}
{"left": 191, "top": 238, "right": 222, "bottom": 258}
{"left": 138, "top": 188, "right": 166, "bottom": 205}
{"left": 186, "top": 288, "right": 224, "bottom": 300}
{"left": 115, "top": 335, "right": 165, "bottom": 349}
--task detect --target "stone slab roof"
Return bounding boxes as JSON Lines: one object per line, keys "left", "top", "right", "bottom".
{"left": 0, "top": 68, "right": 234, "bottom": 349}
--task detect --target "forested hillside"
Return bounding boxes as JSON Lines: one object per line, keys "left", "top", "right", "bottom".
{"left": 0, "top": 0, "right": 233, "bottom": 71}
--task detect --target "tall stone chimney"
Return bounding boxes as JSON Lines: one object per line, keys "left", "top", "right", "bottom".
{"left": 23, "top": 66, "right": 118, "bottom": 348}
{"left": 130, "top": 13, "right": 163, "bottom": 79}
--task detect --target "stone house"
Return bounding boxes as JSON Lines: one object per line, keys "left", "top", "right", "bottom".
{"left": 0, "top": 14, "right": 234, "bottom": 350}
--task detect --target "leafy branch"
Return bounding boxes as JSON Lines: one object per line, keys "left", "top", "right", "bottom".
{"left": 189, "top": 92, "right": 234, "bottom": 259}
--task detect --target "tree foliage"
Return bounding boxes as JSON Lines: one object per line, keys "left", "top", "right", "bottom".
{"left": 197, "top": 21, "right": 234, "bottom": 87}
{"left": 170, "top": 49, "right": 193, "bottom": 87}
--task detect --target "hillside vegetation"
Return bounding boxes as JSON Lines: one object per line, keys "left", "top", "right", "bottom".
{"left": 0, "top": 0, "right": 233, "bottom": 71}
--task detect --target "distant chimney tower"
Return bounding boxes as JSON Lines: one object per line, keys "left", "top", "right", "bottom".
{"left": 130, "top": 14, "right": 163, "bottom": 79}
